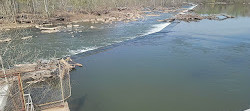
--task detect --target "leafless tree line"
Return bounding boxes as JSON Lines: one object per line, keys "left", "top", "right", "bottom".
{"left": 0, "top": 0, "right": 246, "bottom": 23}
{"left": 0, "top": 0, "right": 186, "bottom": 22}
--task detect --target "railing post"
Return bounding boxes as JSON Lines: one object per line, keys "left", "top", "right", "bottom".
{"left": 18, "top": 73, "right": 26, "bottom": 111}
{"left": 59, "top": 61, "right": 65, "bottom": 103}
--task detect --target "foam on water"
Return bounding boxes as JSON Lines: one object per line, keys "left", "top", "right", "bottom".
{"left": 67, "top": 4, "right": 200, "bottom": 56}
{"left": 69, "top": 47, "right": 99, "bottom": 55}
{"left": 179, "top": 4, "right": 198, "bottom": 14}
{"left": 143, "top": 22, "right": 171, "bottom": 36}
{"left": 68, "top": 22, "right": 172, "bottom": 55}
{"left": 189, "top": 4, "right": 198, "bottom": 10}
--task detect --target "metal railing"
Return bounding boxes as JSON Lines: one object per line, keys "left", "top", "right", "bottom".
{"left": 1, "top": 60, "right": 72, "bottom": 111}
{"left": 24, "top": 94, "right": 34, "bottom": 111}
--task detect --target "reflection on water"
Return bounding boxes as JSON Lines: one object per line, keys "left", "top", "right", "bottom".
{"left": 195, "top": 4, "right": 250, "bottom": 17}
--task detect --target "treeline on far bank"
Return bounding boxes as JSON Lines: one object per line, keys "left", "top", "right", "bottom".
{"left": 0, "top": 0, "right": 181, "bottom": 23}
{"left": 0, "top": 0, "right": 248, "bottom": 24}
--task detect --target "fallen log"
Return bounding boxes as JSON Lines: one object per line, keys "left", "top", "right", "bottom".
{"left": 0, "top": 38, "right": 11, "bottom": 43}
{"left": 21, "top": 36, "right": 32, "bottom": 40}
{"left": 221, "top": 14, "right": 235, "bottom": 18}
{"left": 41, "top": 29, "right": 60, "bottom": 33}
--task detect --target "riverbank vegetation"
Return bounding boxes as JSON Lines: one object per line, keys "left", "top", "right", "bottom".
{"left": 0, "top": 0, "right": 177, "bottom": 24}
{"left": 0, "top": 0, "right": 248, "bottom": 26}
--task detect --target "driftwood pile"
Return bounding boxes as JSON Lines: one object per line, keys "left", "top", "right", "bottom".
{"left": 0, "top": 57, "right": 82, "bottom": 84}
{"left": 158, "top": 13, "right": 235, "bottom": 22}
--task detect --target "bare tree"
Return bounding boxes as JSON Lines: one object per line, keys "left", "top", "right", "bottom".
{"left": 44, "top": 0, "right": 49, "bottom": 17}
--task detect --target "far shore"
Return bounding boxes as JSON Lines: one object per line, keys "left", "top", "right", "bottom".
{"left": 0, "top": 1, "right": 248, "bottom": 31}
{"left": 0, "top": 6, "right": 182, "bottom": 31}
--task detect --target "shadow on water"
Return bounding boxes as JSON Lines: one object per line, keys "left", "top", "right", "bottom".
{"left": 68, "top": 95, "right": 87, "bottom": 111}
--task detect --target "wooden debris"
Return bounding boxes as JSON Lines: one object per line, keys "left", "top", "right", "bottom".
{"left": 0, "top": 57, "right": 82, "bottom": 83}
{"left": 90, "top": 26, "right": 96, "bottom": 29}
{"left": 41, "top": 29, "right": 59, "bottom": 33}
{"left": 0, "top": 63, "right": 38, "bottom": 77}
{"left": 65, "top": 57, "right": 83, "bottom": 67}
{"left": 0, "top": 38, "right": 11, "bottom": 43}
{"left": 221, "top": 14, "right": 235, "bottom": 19}
{"left": 75, "top": 63, "right": 83, "bottom": 67}
{"left": 21, "top": 36, "right": 33, "bottom": 40}
{"left": 36, "top": 25, "right": 64, "bottom": 33}
{"left": 65, "top": 57, "right": 72, "bottom": 62}
{"left": 67, "top": 24, "right": 73, "bottom": 28}
{"left": 38, "top": 27, "right": 58, "bottom": 30}
{"left": 73, "top": 25, "right": 80, "bottom": 27}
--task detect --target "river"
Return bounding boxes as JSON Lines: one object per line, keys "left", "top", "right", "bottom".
{"left": 67, "top": 4, "right": 250, "bottom": 111}
{"left": 1, "top": 3, "right": 250, "bottom": 111}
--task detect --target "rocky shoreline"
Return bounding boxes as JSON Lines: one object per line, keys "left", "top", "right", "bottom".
{"left": 158, "top": 13, "right": 235, "bottom": 23}
{"left": 0, "top": 7, "right": 144, "bottom": 31}
{"left": 0, "top": 6, "right": 184, "bottom": 31}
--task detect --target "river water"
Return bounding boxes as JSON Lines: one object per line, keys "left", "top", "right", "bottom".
{"left": 1, "top": 3, "right": 250, "bottom": 111}
{"left": 67, "top": 4, "right": 250, "bottom": 111}
{"left": 0, "top": 8, "right": 173, "bottom": 65}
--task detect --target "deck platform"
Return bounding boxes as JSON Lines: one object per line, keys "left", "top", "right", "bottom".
{"left": 42, "top": 102, "right": 70, "bottom": 111}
